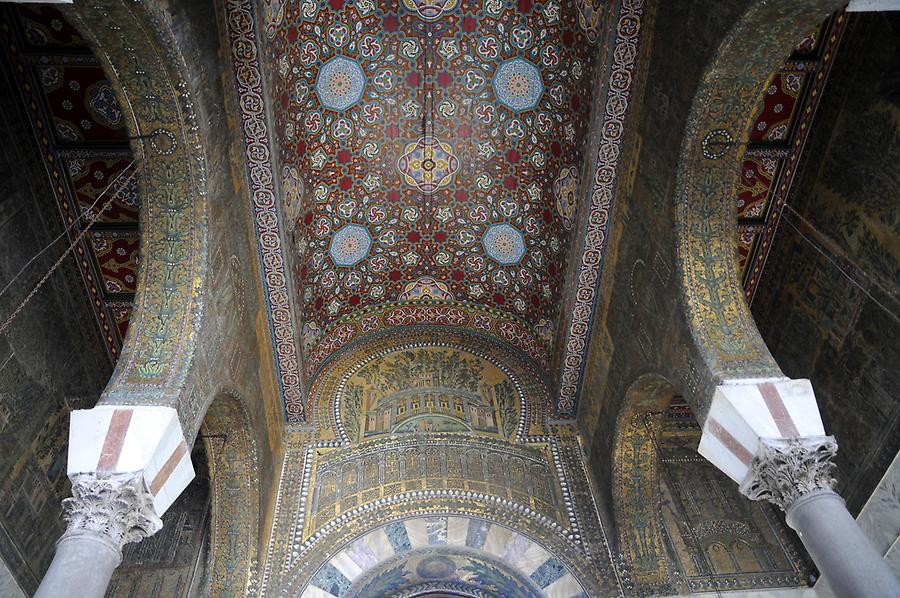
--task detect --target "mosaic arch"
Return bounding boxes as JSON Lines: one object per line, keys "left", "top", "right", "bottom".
{"left": 202, "top": 393, "right": 260, "bottom": 597}
{"left": 612, "top": 376, "right": 812, "bottom": 594}
{"left": 301, "top": 517, "right": 589, "bottom": 598}
{"left": 675, "top": 0, "right": 842, "bottom": 389}
{"left": 269, "top": 0, "right": 604, "bottom": 394}
{"left": 66, "top": 1, "right": 209, "bottom": 407}
{"left": 274, "top": 491, "right": 609, "bottom": 597}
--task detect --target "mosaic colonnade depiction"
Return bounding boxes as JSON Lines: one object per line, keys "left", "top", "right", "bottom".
{"left": 258, "top": 327, "right": 618, "bottom": 596}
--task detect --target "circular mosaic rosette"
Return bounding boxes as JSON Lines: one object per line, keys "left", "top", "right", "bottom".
{"left": 315, "top": 56, "right": 366, "bottom": 112}
{"left": 492, "top": 57, "right": 544, "bottom": 113}
{"left": 397, "top": 136, "right": 460, "bottom": 193}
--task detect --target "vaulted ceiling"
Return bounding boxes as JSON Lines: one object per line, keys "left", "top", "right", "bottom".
{"left": 267, "top": 1, "right": 603, "bottom": 381}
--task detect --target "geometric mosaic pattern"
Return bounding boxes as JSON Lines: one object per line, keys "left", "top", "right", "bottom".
{"left": 1, "top": 5, "right": 139, "bottom": 361}
{"left": 269, "top": 1, "right": 602, "bottom": 381}
{"left": 300, "top": 516, "right": 588, "bottom": 597}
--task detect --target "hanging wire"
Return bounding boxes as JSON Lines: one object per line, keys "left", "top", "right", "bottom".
{"left": 779, "top": 202, "right": 899, "bottom": 324}
{"left": 0, "top": 158, "right": 137, "bottom": 301}
{"left": 0, "top": 161, "right": 142, "bottom": 336}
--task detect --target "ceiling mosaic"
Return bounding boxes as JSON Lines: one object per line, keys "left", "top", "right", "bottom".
{"left": 735, "top": 14, "right": 845, "bottom": 300}
{"left": 268, "top": 0, "right": 601, "bottom": 377}
{"left": 0, "top": 5, "right": 140, "bottom": 360}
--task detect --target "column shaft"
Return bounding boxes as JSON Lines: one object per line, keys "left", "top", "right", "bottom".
{"left": 34, "top": 531, "right": 122, "bottom": 598}
{"left": 786, "top": 490, "right": 900, "bottom": 598}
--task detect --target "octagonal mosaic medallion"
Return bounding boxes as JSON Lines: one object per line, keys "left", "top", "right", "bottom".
{"left": 482, "top": 223, "right": 526, "bottom": 265}
{"left": 492, "top": 58, "right": 543, "bottom": 113}
{"left": 329, "top": 224, "right": 372, "bottom": 266}
{"left": 316, "top": 56, "right": 366, "bottom": 112}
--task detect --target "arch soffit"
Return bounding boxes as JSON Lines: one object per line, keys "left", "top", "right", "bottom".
{"left": 66, "top": 0, "right": 208, "bottom": 406}
{"left": 282, "top": 507, "right": 598, "bottom": 598}
{"left": 611, "top": 373, "right": 679, "bottom": 590}
{"left": 201, "top": 391, "right": 262, "bottom": 598}
{"left": 309, "top": 327, "right": 549, "bottom": 442}
{"left": 675, "top": 0, "right": 842, "bottom": 382}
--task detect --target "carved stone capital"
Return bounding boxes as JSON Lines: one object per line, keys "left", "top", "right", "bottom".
{"left": 62, "top": 472, "right": 163, "bottom": 550}
{"left": 739, "top": 436, "right": 838, "bottom": 510}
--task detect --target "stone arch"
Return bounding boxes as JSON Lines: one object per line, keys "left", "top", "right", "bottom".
{"left": 198, "top": 391, "right": 261, "bottom": 597}
{"left": 65, "top": 0, "right": 209, "bottom": 408}
{"left": 674, "top": 0, "right": 842, "bottom": 384}
{"left": 611, "top": 374, "right": 814, "bottom": 594}
{"left": 284, "top": 510, "right": 596, "bottom": 597}
{"left": 611, "top": 373, "right": 679, "bottom": 593}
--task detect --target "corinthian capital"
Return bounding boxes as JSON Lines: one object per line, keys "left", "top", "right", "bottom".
{"left": 62, "top": 472, "right": 163, "bottom": 550}
{"left": 739, "top": 436, "right": 838, "bottom": 510}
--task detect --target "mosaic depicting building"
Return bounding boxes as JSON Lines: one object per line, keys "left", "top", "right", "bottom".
{"left": 0, "top": 1, "right": 896, "bottom": 597}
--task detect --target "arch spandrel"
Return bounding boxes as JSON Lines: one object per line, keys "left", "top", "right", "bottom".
{"left": 65, "top": 0, "right": 208, "bottom": 405}
{"left": 675, "top": 0, "right": 843, "bottom": 390}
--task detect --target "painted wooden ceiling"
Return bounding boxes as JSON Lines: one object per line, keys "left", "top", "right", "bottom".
{"left": 0, "top": 5, "right": 139, "bottom": 361}
{"left": 267, "top": 1, "right": 603, "bottom": 378}
{"left": 736, "top": 14, "right": 845, "bottom": 301}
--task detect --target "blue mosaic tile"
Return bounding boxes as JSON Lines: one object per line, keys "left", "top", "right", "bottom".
{"left": 530, "top": 557, "right": 567, "bottom": 589}
{"left": 426, "top": 516, "right": 448, "bottom": 545}
{"left": 311, "top": 562, "right": 351, "bottom": 596}
{"left": 385, "top": 521, "right": 412, "bottom": 553}
{"left": 465, "top": 519, "right": 491, "bottom": 550}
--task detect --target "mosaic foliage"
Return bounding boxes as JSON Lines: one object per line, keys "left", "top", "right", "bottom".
{"left": 675, "top": 2, "right": 842, "bottom": 382}
{"left": 269, "top": 0, "right": 600, "bottom": 370}
{"left": 341, "top": 347, "right": 520, "bottom": 441}
{"left": 614, "top": 385, "right": 812, "bottom": 595}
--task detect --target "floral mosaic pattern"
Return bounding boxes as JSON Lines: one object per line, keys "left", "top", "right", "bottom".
{"left": 271, "top": 1, "right": 599, "bottom": 370}
{"left": 397, "top": 136, "right": 460, "bottom": 193}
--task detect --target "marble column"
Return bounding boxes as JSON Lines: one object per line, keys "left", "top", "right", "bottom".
{"left": 34, "top": 473, "right": 162, "bottom": 598}
{"left": 740, "top": 437, "right": 900, "bottom": 598}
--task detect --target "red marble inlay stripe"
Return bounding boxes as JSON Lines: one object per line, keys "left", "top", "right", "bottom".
{"left": 759, "top": 382, "right": 800, "bottom": 438}
{"left": 707, "top": 417, "right": 754, "bottom": 465}
{"left": 150, "top": 441, "right": 188, "bottom": 496}
{"left": 97, "top": 409, "right": 133, "bottom": 471}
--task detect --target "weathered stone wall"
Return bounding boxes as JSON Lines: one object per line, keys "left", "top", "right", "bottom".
{"left": 0, "top": 52, "right": 112, "bottom": 594}
{"left": 751, "top": 11, "right": 900, "bottom": 514}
